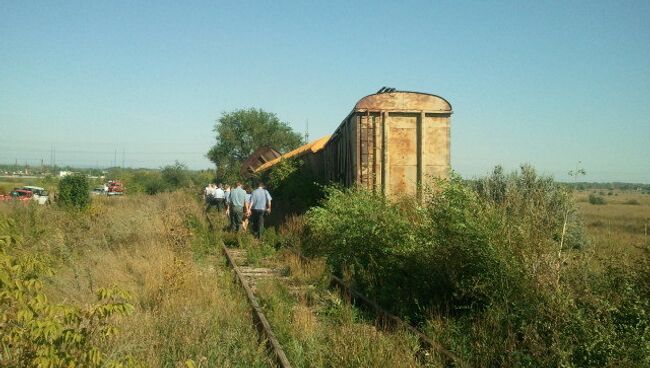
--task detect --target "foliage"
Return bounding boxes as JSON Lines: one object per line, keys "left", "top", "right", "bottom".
{"left": 57, "top": 173, "right": 91, "bottom": 209}
{"left": 589, "top": 193, "right": 607, "bottom": 205}
{"left": 261, "top": 158, "right": 323, "bottom": 217}
{"left": 305, "top": 179, "right": 514, "bottom": 318}
{"left": 623, "top": 199, "right": 641, "bottom": 205}
{"left": 207, "top": 108, "right": 303, "bottom": 183}
{"left": 0, "top": 242, "right": 136, "bottom": 367}
{"left": 304, "top": 165, "right": 649, "bottom": 366}
{"left": 473, "top": 164, "right": 587, "bottom": 250}
{"left": 160, "top": 161, "right": 190, "bottom": 190}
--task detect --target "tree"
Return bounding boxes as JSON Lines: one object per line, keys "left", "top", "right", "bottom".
{"left": 207, "top": 108, "right": 303, "bottom": 183}
{"left": 58, "top": 173, "right": 90, "bottom": 209}
{"left": 161, "top": 161, "right": 190, "bottom": 190}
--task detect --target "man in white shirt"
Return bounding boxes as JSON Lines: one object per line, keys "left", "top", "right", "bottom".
{"left": 214, "top": 183, "right": 225, "bottom": 212}
{"left": 204, "top": 183, "right": 216, "bottom": 211}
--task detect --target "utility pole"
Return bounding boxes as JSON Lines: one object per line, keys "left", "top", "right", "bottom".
{"left": 122, "top": 149, "right": 125, "bottom": 168}
{"left": 304, "top": 119, "right": 310, "bottom": 143}
{"left": 114, "top": 149, "right": 117, "bottom": 168}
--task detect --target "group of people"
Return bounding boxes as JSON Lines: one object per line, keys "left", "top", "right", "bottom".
{"left": 204, "top": 181, "right": 272, "bottom": 238}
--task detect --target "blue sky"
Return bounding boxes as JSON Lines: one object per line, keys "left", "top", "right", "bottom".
{"left": 1, "top": 1, "right": 648, "bottom": 182}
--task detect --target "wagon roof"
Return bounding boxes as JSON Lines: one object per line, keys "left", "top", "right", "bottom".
{"left": 354, "top": 90, "right": 452, "bottom": 112}
{"left": 254, "top": 135, "right": 331, "bottom": 173}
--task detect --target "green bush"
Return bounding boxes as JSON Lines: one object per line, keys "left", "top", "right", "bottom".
{"left": 589, "top": 193, "right": 606, "bottom": 205}
{"left": 474, "top": 164, "right": 587, "bottom": 250}
{"left": 57, "top": 174, "right": 90, "bottom": 209}
{"left": 144, "top": 175, "right": 168, "bottom": 195}
{"left": 0, "top": 242, "right": 136, "bottom": 367}
{"left": 305, "top": 180, "right": 516, "bottom": 318}
{"left": 161, "top": 161, "right": 190, "bottom": 190}
{"left": 260, "top": 158, "right": 323, "bottom": 216}
{"left": 304, "top": 166, "right": 650, "bottom": 366}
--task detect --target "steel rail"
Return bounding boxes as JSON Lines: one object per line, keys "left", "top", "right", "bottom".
{"left": 295, "top": 252, "right": 465, "bottom": 367}
{"left": 205, "top": 214, "right": 292, "bottom": 368}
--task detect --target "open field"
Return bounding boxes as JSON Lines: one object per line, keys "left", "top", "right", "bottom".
{"left": 574, "top": 189, "right": 650, "bottom": 259}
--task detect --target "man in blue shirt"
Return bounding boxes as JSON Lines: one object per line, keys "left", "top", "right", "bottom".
{"left": 248, "top": 182, "right": 272, "bottom": 238}
{"left": 228, "top": 181, "right": 249, "bottom": 232}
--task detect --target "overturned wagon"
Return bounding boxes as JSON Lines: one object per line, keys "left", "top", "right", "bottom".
{"left": 255, "top": 89, "right": 452, "bottom": 196}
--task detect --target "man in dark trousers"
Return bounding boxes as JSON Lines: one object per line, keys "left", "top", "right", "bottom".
{"left": 228, "top": 181, "right": 248, "bottom": 232}
{"left": 248, "top": 182, "right": 272, "bottom": 238}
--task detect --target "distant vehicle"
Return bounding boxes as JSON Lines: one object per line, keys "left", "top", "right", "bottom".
{"left": 107, "top": 180, "right": 124, "bottom": 196}
{"left": 91, "top": 186, "right": 106, "bottom": 196}
{"left": 1, "top": 189, "right": 35, "bottom": 203}
{"left": 19, "top": 186, "right": 50, "bottom": 205}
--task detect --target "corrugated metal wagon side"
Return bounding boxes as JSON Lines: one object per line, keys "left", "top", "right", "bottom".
{"left": 253, "top": 90, "right": 452, "bottom": 198}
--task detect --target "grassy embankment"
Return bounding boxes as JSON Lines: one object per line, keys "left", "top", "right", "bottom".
{"left": 1, "top": 192, "right": 270, "bottom": 367}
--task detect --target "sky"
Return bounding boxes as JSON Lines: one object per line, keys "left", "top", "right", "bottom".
{"left": 1, "top": 1, "right": 648, "bottom": 182}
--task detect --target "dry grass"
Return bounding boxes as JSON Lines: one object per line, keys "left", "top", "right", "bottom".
{"left": 0, "top": 192, "right": 270, "bottom": 367}
{"left": 574, "top": 190, "right": 650, "bottom": 261}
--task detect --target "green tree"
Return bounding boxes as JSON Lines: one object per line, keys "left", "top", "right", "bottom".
{"left": 161, "top": 161, "right": 190, "bottom": 190}
{"left": 57, "top": 173, "right": 90, "bottom": 209}
{"left": 207, "top": 108, "right": 303, "bottom": 183}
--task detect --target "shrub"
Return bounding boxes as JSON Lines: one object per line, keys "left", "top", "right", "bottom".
{"left": 588, "top": 193, "right": 606, "bottom": 205}
{"left": 303, "top": 166, "right": 650, "bottom": 366}
{"left": 0, "top": 243, "right": 136, "bottom": 367}
{"left": 623, "top": 199, "right": 640, "bottom": 205}
{"left": 474, "top": 164, "right": 587, "bottom": 250}
{"left": 261, "top": 158, "right": 323, "bottom": 215}
{"left": 57, "top": 173, "right": 90, "bottom": 209}
{"left": 144, "top": 175, "right": 168, "bottom": 195}
{"left": 161, "top": 161, "right": 190, "bottom": 190}
{"left": 305, "top": 180, "right": 517, "bottom": 318}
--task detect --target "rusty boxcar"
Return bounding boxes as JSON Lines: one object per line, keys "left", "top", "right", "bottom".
{"left": 255, "top": 89, "right": 452, "bottom": 196}
{"left": 240, "top": 146, "right": 282, "bottom": 178}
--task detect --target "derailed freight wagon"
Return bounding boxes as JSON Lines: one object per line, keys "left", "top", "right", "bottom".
{"left": 255, "top": 89, "right": 452, "bottom": 196}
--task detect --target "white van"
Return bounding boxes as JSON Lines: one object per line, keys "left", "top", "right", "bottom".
{"left": 20, "top": 186, "right": 50, "bottom": 205}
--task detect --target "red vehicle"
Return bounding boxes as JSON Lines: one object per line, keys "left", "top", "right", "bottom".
{"left": 107, "top": 180, "right": 124, "bottom": 195}
{"left": 0, "top": 189, "right": 34, "bottom": 203}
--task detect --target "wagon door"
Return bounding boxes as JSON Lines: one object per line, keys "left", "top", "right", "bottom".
{"left": 385, "top": 113, "right": 419, "bottom": 197}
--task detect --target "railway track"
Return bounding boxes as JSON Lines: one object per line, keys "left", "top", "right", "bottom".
{"left": 293, "top": 251, "right": 464, "bottom": 367}
{"left": 205, "top": 213, "right": 291, "bottom": 368}
{"left": 205, "top": 212, "right": 464, "bottom": 367}
{"left": 222, "top": 246, "right": 292, "bottom": 368}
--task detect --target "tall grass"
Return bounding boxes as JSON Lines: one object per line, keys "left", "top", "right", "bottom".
{"left": 0, "top": 192, "right": 270, "bottom": 367}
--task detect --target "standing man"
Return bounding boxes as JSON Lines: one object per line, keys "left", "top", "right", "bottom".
{"left": 248, "top": 182, "right": 272, "bottom": 238}
{"left": 224, "top": 185, "right": 231, "bottom": 206}
{"left": 228, "top": 181, "right": 248, "bottom": 232}
{"left": 204, "top": 183, "right": 215, "bottom": 211}
{"left": 214, "top": 183, "right": 225, "bottom": 212}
